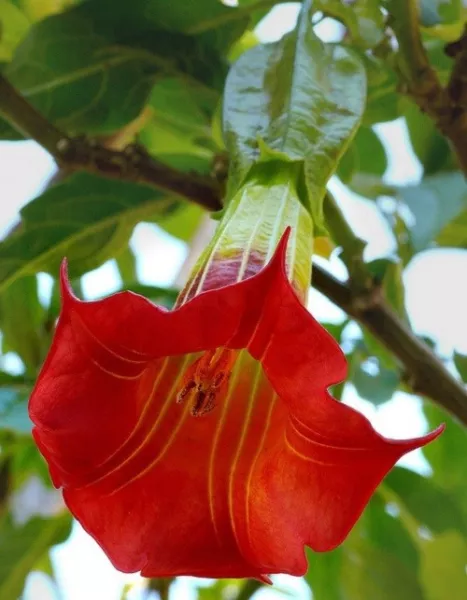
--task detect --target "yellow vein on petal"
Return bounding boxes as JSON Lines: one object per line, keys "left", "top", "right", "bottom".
{"left": 228, "top": 364, "right": 263, "bottom": 551}
{"left": 110, "top": 355, "right": 198, "bottom": 493}
{"left": 95, "top": 355, "right": 192, "bottom": 490}
{"left": 88, "top": 357, "right": 147, "bottom": 380}
{"left": 91, "top": 357, "right": 171, "bottom": 471}
{"left": 73, "top": 312, "right": 149, "bottom": 364}
{"left": 245, "top": 393, "right": 277, "bottom": 544}
{"left": 207, "top": 352, "right": 246, "bottom": 543}
{"left": 283, "top": 431, "right": 334, "bottom": 465}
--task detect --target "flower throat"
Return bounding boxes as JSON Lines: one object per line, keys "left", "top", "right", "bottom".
{"left": 174, "top": 163, "right": 314, "bottom": 417}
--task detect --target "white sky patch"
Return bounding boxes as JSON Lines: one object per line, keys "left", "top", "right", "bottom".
{"left": 0, "top": 141, "right": 55, "bottom": 236}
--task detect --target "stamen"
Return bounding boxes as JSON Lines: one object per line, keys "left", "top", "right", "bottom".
{"left": 176, "top": 348, "right": 236, "bottom": 417}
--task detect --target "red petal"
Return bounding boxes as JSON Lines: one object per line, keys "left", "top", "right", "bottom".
{"left": 29, "top": 231, "right": 443, "bottom": 578}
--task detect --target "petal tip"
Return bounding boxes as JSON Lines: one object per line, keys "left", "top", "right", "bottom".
{"left": 59, "top": 258, "right": 77, "bottom": 304}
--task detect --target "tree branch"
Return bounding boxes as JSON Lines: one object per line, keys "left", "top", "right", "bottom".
{"left": 0, "top": 74, "right": 222, "bottom": 212}
{"left": 386, "top": 0, "right": 467, "bottom": 174}
{"left": 312, "top": 264, "right": 467, "bottom": 426}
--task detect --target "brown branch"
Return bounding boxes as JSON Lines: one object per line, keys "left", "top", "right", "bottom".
{"left": 312, "top": 264, "right": 467, "bottom": 426}
{"left": 387, "top": 0, "right": 467, "bottom": 174}
{"left": 0, "top": 74, "right": 222, "bottom": 212}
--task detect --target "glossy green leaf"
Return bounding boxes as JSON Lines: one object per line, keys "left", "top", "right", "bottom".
{"left": 315, "top": 0, "right": 385, "bottom": 48}
{"left": 420, "top": 532, "right": 467, "bottom": 600}
{"left": 0, "top": 173, "right": 179, "bottom": 291}
{"left": 223, "top": 0, "right": 366, "bottom": 228}
{"left": 0, "top": 0, "right": 30, "bottom": 61}
{"left": 454, "top": 352, "right": 467, "bottom": 382}
{"left": 400, "top": 172, "right": 467, "bottom": 251}
{"left": 0, "top": 513, "right": 71, "bottom": 600}
{"left": 384, "top": 467, "right": 467, "bottom": 536}
{"left": 0, "top": 276, "right": 45, "bottom": 371}
{"left": 1, "top": 0, "right": 247, "bottom": 137}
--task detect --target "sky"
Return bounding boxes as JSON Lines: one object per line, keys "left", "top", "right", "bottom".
{"left": 1, "top": 3, "right": 467, "bottom": 600}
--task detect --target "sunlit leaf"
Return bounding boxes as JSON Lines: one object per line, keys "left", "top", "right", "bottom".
{"left": 420, "top": 532, "right": 467, "bottom": 600}
{"left": 0, "top": 0, "right": 30, "bottom": 61}
{"left": 223, "top": 0, "right": 366, "bottom": 229}
{"left": 0, "top": 173, "right": 178, "bottom": 291}
{"left": 1, "top": 0, "right": 248, "bottom": 137}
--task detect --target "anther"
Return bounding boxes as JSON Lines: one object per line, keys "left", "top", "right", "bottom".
{"left": 176, "top": 348, "right": 236, "bottom": 417}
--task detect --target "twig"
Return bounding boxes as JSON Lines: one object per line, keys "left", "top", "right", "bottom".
{"left": 312, "top": 264, "right": 467, "bottom": 426}
{"left": 0, "top": 75, "right": 222, "bottom": 212}
{"left": 386, "top": 0, "right": 467, "bottom": 174}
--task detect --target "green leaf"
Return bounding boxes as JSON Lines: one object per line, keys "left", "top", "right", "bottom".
{"left": 384, "top": 467, "right": 467, "bottom": 536}
{"left": 0, "top": 173, "right": 179, "bottom": 292}
{"left": 361, "top": 53, "right": 400, "bottom": 124}
{"left": 454, "top": 352, "right": 467, "bottom": 382}
{"left": 307, "top": 495, "right": 423, "bottom": 600}
{"left": 2, "top": 0, "right": 247, "bottom": 137}
{"left": 423, "top": 404, "right": 467, "bottom": 520}
{"left": 400, "top": 172, "right": 467, "bottom": 251}
{"left": 315, "top": 0, "right": 386, "bottom": 48}
{"left": 306, "top": 549, "right": 344, "bottom": 600}
{"left": 0, "top": 276, "right": 45, "bottom": 371}
{"left": 0, "top": 513, "right": 71, "bottom": 600}
{"left": 436, "top": 207, "right": 467, "bottom": 248}
{"left": 420, "top": 532, "right": 467, "bottom": 600}
{"left": 351, "top": 355, "right": 399, "bottom": 405}
{"left": 223, "top": 0, "right": 366, "bottom": 229}
{"left": 157, "top": 202, "right": 204, "bottom": 243}
{"left": 341, "top": 536, "right": 424, "bottom": 600}
{"left": 139, "top": 79, "right": 217, "bottom": 174}
{"left": 404, "top": 101, "right": 452, "bottom": 174}
{"left": 0, "top": 0, "right": 30, "bottom": 61}
{"left": 339, "top": 125, "right": 388, "bottom": 184}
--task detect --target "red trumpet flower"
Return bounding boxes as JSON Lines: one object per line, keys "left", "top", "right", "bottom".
{"left": 29, "top": 179, "right": 442, "bottom": 581}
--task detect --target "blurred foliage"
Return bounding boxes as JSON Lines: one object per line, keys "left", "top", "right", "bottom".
{"left": 0, "top": 0, "right": 466, "bottom": 599}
